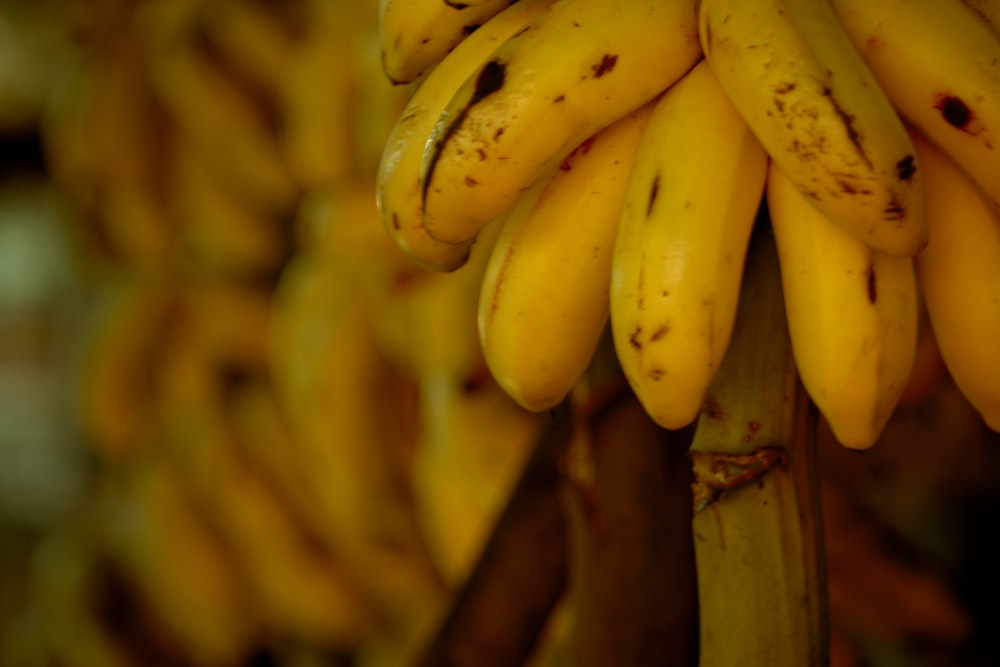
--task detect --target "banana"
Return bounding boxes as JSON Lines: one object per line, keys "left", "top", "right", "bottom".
{"left": 378, "top": 0, "right": 513, "bottom": 84}
{"left": 278, "top": 0, "right": 359, "bottom": 190}
{"left": 699, "top": 0, "right": 926, "bottom": 257}
{"left": 377, "top": 0, "right": 555, "bottom": 272}
{"left": 909, "top": 128, "right": 1000, "bottom": 431}
{"left": 610, "top": 59, "right": 768, "bottom": 431}
{"left": 962, "top": 0, "right": 1000, "bottom": 31}
{"left": 139, "top": 14, "right": 299, "bottom": 215}
{"left": 269, "top": 255, "right": 448, "bottom": 632}
{"left": 829, "top": 0, "right": 1000, "bottom": 211}
{"left": 478, "top": 101, "right": 655, "bottom": 413}
{"left": 73, "top": 271, "right": 174, "bottom": 460}
{"left": 196, "top": 0, "right": 298, "bottom": 98}
{"left": 419, "top": 0, "right": 702, "bottom": 246}
{"left": 99, "top": 454, "right": 259, "bottom": 667}
{"left": 767, "top": 160, "right": 919, "bottom": 450}
{"left": 411, "top": 368, "right": 542, "bottom": 585}
{"left": 167, "top": 133, "right": 290, "bottom": 279}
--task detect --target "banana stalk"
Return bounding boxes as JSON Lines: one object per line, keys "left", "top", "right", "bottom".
{"left": 690, "top": 215, "right": 829, "bottom": 666}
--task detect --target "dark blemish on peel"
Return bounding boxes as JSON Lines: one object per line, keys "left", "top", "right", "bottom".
{"left": 896, "top": 155, "right": 916, "bottom": 181}
{"left": 884, "top": 195, "right": 904, "bottom": 221}
{"left": 591, "top": 54, "right": 618, "bottom": 78}
{"left": 823, "top": 86, "right": 872, "bottom": 170}
{"left": 422, "top": 60, "right": 506, "bottom": 202}
{"left": 629, "top": 326, "right": 642, "bottom": 350}
{"left": 866, "top": 264, "right": 877, "bottom": 304}
{"left": 650, "top": 323, "right": 670, "bottom": 342}
{"left": 391, "top": 212, "right": 400, "bottom": 230}
{"left": 936, "top": 95, "right": 971, "bottom": 129}
{"left": 646, "top": 172, "right": 660, "bottom": 218}
{"left": 493, "top": 127, "right": 504, "bottom": 141}
{"left": 553, "top": 94, "right": 565, "bottom": 103}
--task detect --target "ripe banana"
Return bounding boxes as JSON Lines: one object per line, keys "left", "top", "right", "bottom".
{"left": 910, "top": 128, "right": 1000, "bottom": 431}
{"left": 767, "top": 160, "right": 918, "bottom": 450}
{"left": 377, "top": 0, "right": 554, "bottom": 272}
{"left": 699, "top": 0, "right": 926, "bottom": 257}
{"left": 829, "top": 0, "right": 1000, "bottom": 211}
{"left": 419, "top": 0, "right": 702, "bottom": 245}
{"left": 962, "top": 0, "right": 1000, "bottom": 31}
{"left": 478, "top": 101, "right": 655, "bottom": 413}
{"left": 378, "top": 0, "right": 512, "bottom": 84}
{"left": 610, "top": 59, "right": 768, "bottom": 431}
{"left": 278, "top": 1, "right": 359, "bottom": 190}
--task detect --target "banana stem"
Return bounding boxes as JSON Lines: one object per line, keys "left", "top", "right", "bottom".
{"left": 690, "top": 215, "right": 829, "bottom": 666}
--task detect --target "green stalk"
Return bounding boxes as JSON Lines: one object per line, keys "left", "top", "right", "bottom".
{"left": 690, "top": 215, "right": 829, "bottom": 666}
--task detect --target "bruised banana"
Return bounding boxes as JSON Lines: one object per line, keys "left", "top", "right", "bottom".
{"left": 420, "top": 0, "right": 701, "bottom": 246}
{"left": 379, "top": 0, "right": 512, "bottom": 84}
{"left": 610, "top": 59, "right": 768, "bottom": 431}
{"left": 829, "top": 0, "right": 1000, "bottom": 211}
{"left": 478, "top": 101, "right": 655, "bottom": 413}
{"left": 699, "top": 0, "right": 926, "bottom": 257}
{"left": 377, "top": 0, "right": 555, "bottom": 272}
{"left": 910, "top": 128, "right": 1000, "bottom": 431}
{"left": 767, "top": 161, "right": 918, "bottom": 450}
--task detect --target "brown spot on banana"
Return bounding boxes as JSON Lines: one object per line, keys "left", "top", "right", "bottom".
{"left": 629, "top": 326, "right": 643, "bottom": 350}
{"left": 934, "top": 94, "right": 977, "bottom": 133}
{"left": 865, "top": 263, "right": 877, "bottom": 304}
{"left": 591, "top": 54, "right": 618, "bottom": 78}
{"left": 422, "top": 59, "right": 507, "bottom": 202}
{"left": 822, "top": 86, "right": 872, "bottom": 171}
{"left": 650, "top": 323, "right": 671, "bottom": 342}
{"left": 646, "top": 172, "right": 660, "bottom": 218}
{"left": 896, "top": 154, "right": 916, "bottom": 181}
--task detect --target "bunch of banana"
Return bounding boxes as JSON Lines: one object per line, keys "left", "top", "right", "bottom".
{"left": 376, "top": 0, "right": 1000, "bottom": 448}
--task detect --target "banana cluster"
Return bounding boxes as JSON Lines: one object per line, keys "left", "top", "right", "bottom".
{"left": 8, "top": 0, "right": 571, "bottom": 665}
{"left": 376, "top": 0, "right": 1000, "bottom": 450}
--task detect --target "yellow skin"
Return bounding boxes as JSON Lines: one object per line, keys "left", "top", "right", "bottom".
{"left": 611, "top": 60, "right": 768, "bottom": 430}
{"left": 767, "top": 161, "right": 918, "bottom": 450}
{"left": 420, "top": 0, "right": 701, "bottom": 245}
{"left": 699, "top": 0, "right": 926, "bottom": 257}
{"left": 378, "top": 0, "right": 513, "bottom": 84}
{"left": 478, "top": 101, "right": 655, "bottom": 413}
{"left": 830, "top": 0, "right": 1000, "bottom": 211}
{"left": 911, "top": 129, "right": 1000, "bottom": 431}
{"left": 377, "top": 0, "right": 555, "bottom": 272}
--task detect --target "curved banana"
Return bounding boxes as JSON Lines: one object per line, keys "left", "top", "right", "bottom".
{"left": 167, "top": 134, "right": 290, "bottom": 279}
{"left": 962, "top": 0, "right": 1000, "bottom": 31}
{"left": 141, "top": 23, "right": 298, "bottom": 215}
{"left": 910, "top": 128, "right": 1000, "bottom": 431}
{"left": 829, "top": 0, "right": 1000, "bottom": 211}
{"left": 377, "top": 0, "right": 555, "bottom": 272}
{"left": 699, "top": 0, "right": 926, "bottom": 257}
{"left": 278, "top": 1, "right": 359, "bottom": 190}
{"left": 378, "top": 0, "right": 512, "bottom": 84}
{"left": 610, "top": 60, "right": 768, "bottom": 430}
{"left": 767, "top": 160, "right": 918, "bottom": 450}
{"left": 479, "top": 101, "right": 655, "bottom": 413}
{"left": 419, "top": 0, "right": 702, "bottom": 245}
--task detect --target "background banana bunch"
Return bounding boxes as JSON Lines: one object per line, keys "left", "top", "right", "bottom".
{"left": 0, "top": 0, "right": 998, "bottom": 666}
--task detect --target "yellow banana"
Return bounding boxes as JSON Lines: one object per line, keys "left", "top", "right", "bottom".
{"left": 962, "top": 0, "right": 1000, "bottom": 31}
{"left": 767, "top": 160, "right": 918, "bottom": 450}
{"left": 411, "top": 369, "right": 542, "bottom": 585}
{"left": 100, "top": 455, "right": 259, "bottom": 667}
{"left": 167, "top": 134, "right": 290, "bottom": 279}
{"left": 699, "top": 0, "right": 926, "bottom": 257}
{"left": 479, "top": 101, "right": 654, "bottom": 413}
{"left": 420, "top": 0, "right": 702, "bottom": 245}
{"left": 196, "top": 0, "right": 297, "bottom": 98}
{"left": 610, "top": 59, "right": 768, "bottom": 431}
{"left": 269, "top": 255, "right": 448, "bottom": 631}
{"left": 378, "top": 0, "right": 512, "bottom": 84}
{"left": 278, "top": 1, "right": 359, "bottom": 190}
{"left": 140, "top": 17, "right": 298, "bottom": 215}
{"left": 910, "top": 128, "right": 1000, "bottom": 431}
{"left": 377, "top": 0, "right": 554, "bottom": 272}
{"left": 829, "top": 0, "right": 1000, "bottom": 211}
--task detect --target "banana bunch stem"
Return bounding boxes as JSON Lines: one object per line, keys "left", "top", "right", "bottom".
{"left": 690, "top": 214, "right": 829, "bottom": 666}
